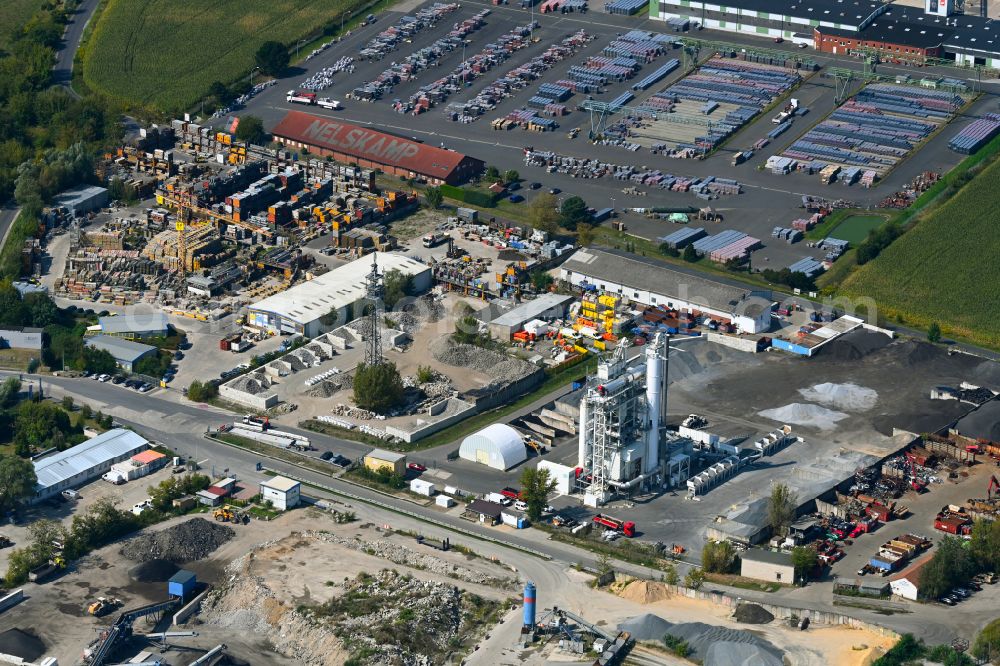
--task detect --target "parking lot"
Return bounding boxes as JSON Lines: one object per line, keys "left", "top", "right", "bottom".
{"left": 228, "top": 0, "right": 998, "bottom": 272}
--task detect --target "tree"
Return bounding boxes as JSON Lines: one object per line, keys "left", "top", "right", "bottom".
{"left": 453, "top": 315, "right": 483, "bottom": 345}
{"left": 0, "top": 457, "right": 37, "bottom": 513}
{"left": 684, "top": 568, "right": 706, "bottom": 590}
{"left": 528, "top": 192, "right": 559, "bottom": 234}
{"left": 255, "top": 40, "right": 289, "bottom": 77}
{"left": 919, "top": 536, "right": 977, "bottom": 600}
{"left": 791, "top": 546, "right": 819, "bottom": 582}
{"left": 701, "top": 540, "right": 737, "bottom": 574}
{"left": 529, "top": 270, "right": 553, "bottom": 293}
{"left": 208, "top": 80, "right": 233, "bottom": 105}
{"left": 519, "top": 467, "right": 556, "bottom": 522}
{"left": 384, "top": 269, "right": 414, "bottom": 309}
{"left": 663, "top": 562, "right": 680, "bottom": 586}
{"left": 928, "top": 322, "right": 942, "bottom": 343}
{"left": 82, "top": 347, "right": 117, "bottom": 374}
{"left": 235, "top": 115, "right": 267, "bottom": 145}
{"left": 186, "top": 380, "right": 218, "bottom": 402}
{"left": 767, "top": 484, "right": 796, "bottom": 537}
{"left": 23, "top": 292, "right": 56, "bottom": 327}
{"left": 576, "top": 223, "right": 594, "bottom": 247}
{"left": 969, "top": 519, "right": 1000, "bottom": 573}
{"left": 659, "top": 242, "right": 680, "bottom": 258}
{"left": 353, "top": 362, "right": 404, "bottom": 413}
{"left": 682, "top": 244, "right": 699, "bottom": 263}
{"left": 425, "top": 187, "right": 443, "bottom": 209}
{"left": 596, "top": 551, "right": 613, "bottom": 578}
{"left": 60, "top": 395, "right": 73, "bottom": 411}
{"left": 559, "top": 196, "right": 591, "bottom": 231}
{"left": 484, "top": 166, "right": 500, "bottom": 181}
{"left": 502, "top": 169, "right": 519, "bottom": 184}
{"left": 14, "top": 400, "right": 72, "bottom": 454}
{"left": 80, "top": 403, "right": 92, "bottom": 420}
{"left": 0, "top": 377, "right": 21, "bottom": 409}
{"left": 974, "top": 618, "right": 1000, "bottom": 662}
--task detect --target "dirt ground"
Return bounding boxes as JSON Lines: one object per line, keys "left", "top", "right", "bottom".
{"left": 0, "top": 505, "right": 517, "bottom": 665}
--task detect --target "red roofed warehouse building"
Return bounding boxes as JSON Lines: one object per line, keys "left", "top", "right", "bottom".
{"left": 270, "top": 111, "right": 484, "bottom": 185}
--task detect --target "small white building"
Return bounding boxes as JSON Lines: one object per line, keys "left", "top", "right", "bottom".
{"left": 459, "top": 424, "right": 527, "bottom": 471}
{"left": 410, "top": 479, "right": 436, "bottom": 497}
{"left": 890, "top": 578, "right": 919, "bottom": 601}
{"left": 536, "top": 460, "right": 576, "bottom": 495}
{"left": 259, "top": 476, "right": 301, "bottom": 511}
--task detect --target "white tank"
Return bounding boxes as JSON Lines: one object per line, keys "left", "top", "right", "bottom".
{"left": 578, "top": 396, "right": 588, "bottom": 470}
{"left": 644, "top": 333, "right": 666, "bottom": 475}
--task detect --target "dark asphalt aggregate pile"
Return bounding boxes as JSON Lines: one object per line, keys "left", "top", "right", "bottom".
{"left": 733, "top": 603, "right": 774, "bottom": 624}
{"left": 0, "top": 629, "right": 45, "bottom": 661}
{"left": 119, "top": 518, "right": 234, "bottom": 563}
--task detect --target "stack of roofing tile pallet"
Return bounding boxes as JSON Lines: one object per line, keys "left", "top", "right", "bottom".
{"left": 948, "top": 112, "right": 1000, "bottom": 154}
{"left": 691, "top": 230, "right": 760, "bottom": 262}
{"left": 781, "top": 83, "right": 965, "bottom": 179}
{"left": 605, "top": 0, "right": 648, "bottom": 14}
{"left": 632, "top": 57, "right": 800, "bottom": 153}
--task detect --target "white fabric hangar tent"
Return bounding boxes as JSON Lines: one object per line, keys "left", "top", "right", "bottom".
{"left": 459, "top": 424, "right": 527, "bottom": 470}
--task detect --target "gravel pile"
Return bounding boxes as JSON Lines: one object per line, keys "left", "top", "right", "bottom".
{"left": 618, "top": 613, "right": 673, "bottom": 641}
{"left": 799, "top": 382, "right": 878, "bottom": 411}
{"left": 665, "top": 622, "right": 782, "bottom": 662}
{"left": 120, "top": 518, "right": 235, "bottom": 563}
{"left": 705, "top": 642, "right": 783, "bottom": 666}
{"left": 0, "top": 629, "right": 44, "bottom": 662}
{"left": 733, "top": 603, "right": 774, "bottom": 624}
{"left": 758, "top": 403, "right": 849, "bottom": 430}
{"left": 129, "top": 558, "right": 179, "bottom": 582}
{"left": 230, "top": 373, "right": 270, "bottom": 394}
{"left": 431, "top": 338, "right": 536, "bottom": 383}
{"left": 286, "top": 354, "right": 307, "bottom": 372}
{"left": 819, "top": 329, "right": 890, "bottom": 361}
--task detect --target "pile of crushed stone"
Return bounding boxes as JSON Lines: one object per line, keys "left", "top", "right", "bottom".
{"left": 758, "top": 403, "right": 849, "bottom": 430}
{"left": 818, "top": 329, "right": 890, "bottom": 361}
{"left": 733, "top": 603, "right": 774, "bottom": 624}
{"left": 798, "top": 382, "right": 878, "bottom": 411}
{"left": 705, "top": 641, "right": 783, "bottom": 666}
{"left": 618, "top": 613, "right": 673, "bottom": 641}
{"left": 120, "top": 518, "right": 234, "bottom": 563}
{"left": 665, "top": 622, "right": 783, "bottom": 662}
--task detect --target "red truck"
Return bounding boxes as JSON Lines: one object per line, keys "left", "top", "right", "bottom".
{"left": 592, "top": 514, "right": 636, "bottom": 537}
{"left": 500, "top": 487, "right": 521, "bottom": 500}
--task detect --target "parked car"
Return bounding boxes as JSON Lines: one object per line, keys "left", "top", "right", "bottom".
{"left": 528, "top": 182, "right": 541, "bottom": 190}
{"left": 509, "top": 194, "right": 525, "bottom": 203}
{"left": 139, "top": 383, "right": 153, "bottom": 393}
{"left": 320, "top": 451, "right": 334, "bottom": 461}
{"left": 174, "top": 351, "right": 184, "bottom": 360}
{"left": 940, "top": 596, "right": 956, "bottom": 606}
{"left": 111, "top": 376, "right": 125, "bottom": 384}
{"left": 407, "top": 462, "right": 427, "bottom": 472}
{"left": 331, "top": 455, "right": 351, "bottom": 468}
{"left": 548, "top": 187, "right": 561, "bottom": 195}
{"left": 97, "top": 374, "right": 110, "bottom": 382}
{"left": 514, "top": 500, "right": 528, "bottom": 512}
{"left": 507, "top": 181, "right": 521, "bottom": 191}
{"left": 61, "top": 489, "right": 80, "bottom": 501}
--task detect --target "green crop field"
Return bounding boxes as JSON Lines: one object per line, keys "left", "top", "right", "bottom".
{"left": 825, "top": 215, "right": 886, "bottom": 245}
{"left": 841, "top": 157, "right": 1000, "bottom": 348}
{"left": 83, "top": 0, "right": 366, "bottom": 111}
{"left": 0, "top": 0, "right": 44, "bottom": 51}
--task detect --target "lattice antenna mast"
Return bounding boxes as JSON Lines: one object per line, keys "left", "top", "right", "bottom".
{"left": 364, "top": 256, "right": 384, "bottom": 366}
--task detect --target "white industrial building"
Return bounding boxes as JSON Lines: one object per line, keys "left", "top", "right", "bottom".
{"left": 459, "top": 424, "right": 527, "bottom": 470}
{"left": 577, "top": 334, "right": 670, "bottom": 506}
{"left": 560, "top": 248, "right": 772, "bottom": 334}
{"left": 248, "top": 253, "right": 432, "bottom": 337}
{"left": 259, "top": 476, "right": 301, "bottom": 511}
{"left": 33, "top": 429, "right": 150, "bottom": 502}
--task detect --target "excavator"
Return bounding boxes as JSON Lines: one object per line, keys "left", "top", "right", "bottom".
{"left": 967, "top": 475, "right": 1000, "bottom": 513}
{"left": 213, "top": 506, "right": 249, "bottom": 524}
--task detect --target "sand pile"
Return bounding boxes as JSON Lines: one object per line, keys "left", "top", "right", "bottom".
{"left": 733, "top": 603, "right": 774, "bottom": 624}
{"left": 618, "top": 613, "right": 673, "bottom": 641}
{"left": 758, "top": 403, "right": 848, "bottom": 430}
{"left": 617, "top": 580, "right": 672, "bottom": 604}
{"left": 799, "top": 382, "right": 878, "bottom": 411}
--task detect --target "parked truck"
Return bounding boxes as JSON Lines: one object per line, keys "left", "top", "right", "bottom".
{"left": 316, "top": 98, "right": 343, "bottom": 110}
{"left": 422, "top": 233, "right": 447, "bottom": 248}
{"left": 242, "top": 415, "right": 270, "bottom": 432}
{"left": 592, "top": 514, "right": 636, "bottom": 537}
{"left": 29, "top": 557, "right": 65, "bottom": 583}
{"left": 287, "top": 91, "right": 318, "bottom": 105}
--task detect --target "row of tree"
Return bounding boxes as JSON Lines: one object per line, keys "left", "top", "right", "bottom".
{"left": 918, "top": 519, "right": 1000, "bottom": 601}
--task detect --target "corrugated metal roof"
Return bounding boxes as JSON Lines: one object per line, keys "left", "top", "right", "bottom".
{"left": 490, "top": 294, "right": 573, "bottom": 327}
{"left": 34, "top": 429, "right": 148, "bottom": 491}
{"left": 249, "top": 253, "right": 428, "bottom": 325}
{"left": 271, "top": 111, "right": 477, "bottom": 178}
{"left": 85, "top": 335, "right": 157, "bottom": 362}
{"left": 367, "top": 448, "right": 406, "bottom": 463}
{"left": 132, "top": 450, "right": 166, "bottom": 465}
{"left": 99, "top": 312, "right": 169, "bottom": 335}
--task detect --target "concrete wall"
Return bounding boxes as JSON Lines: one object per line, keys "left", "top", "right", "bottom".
{"left": 464, "top": 368, "right": 545, "bottom": 411}
{"left": 0, "top": 330, "right": 42, "bottom": 351}
{"left": 384, "top": 399, "right": 477, "bottom": 443}
{"left": 0, "top": 590, "right": 23, "bottom": 615}
{"left": 173, "top": 587, "right": 212, "bottom": 625}
{"left": 707, "top": 331, "right": 760, "bottom": 353}
{"left": 218, "top": 384, "right": 279, "bottom": 410}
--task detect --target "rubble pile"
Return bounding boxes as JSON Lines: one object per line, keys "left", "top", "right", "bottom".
{"left": 331, "top": 403, "right": 383, "bottom": 421}
{"left": 306, "top": 372, "right": 354, "bottom": 398}
{"left": 431, "top": 338, "right": 536, "bottom": 384}
{"left": 119, "top": 518, "right": 235, "bottom": 563}
{"left": 309, "top": 531, "right": 516, "bottom": 587}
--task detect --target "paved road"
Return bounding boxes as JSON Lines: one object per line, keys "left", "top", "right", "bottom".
{"left": 0, "top": 205, "right": 20, "bottom": 253}
{"left": 52, "top": 0, "right": 103, "bottom": 92}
